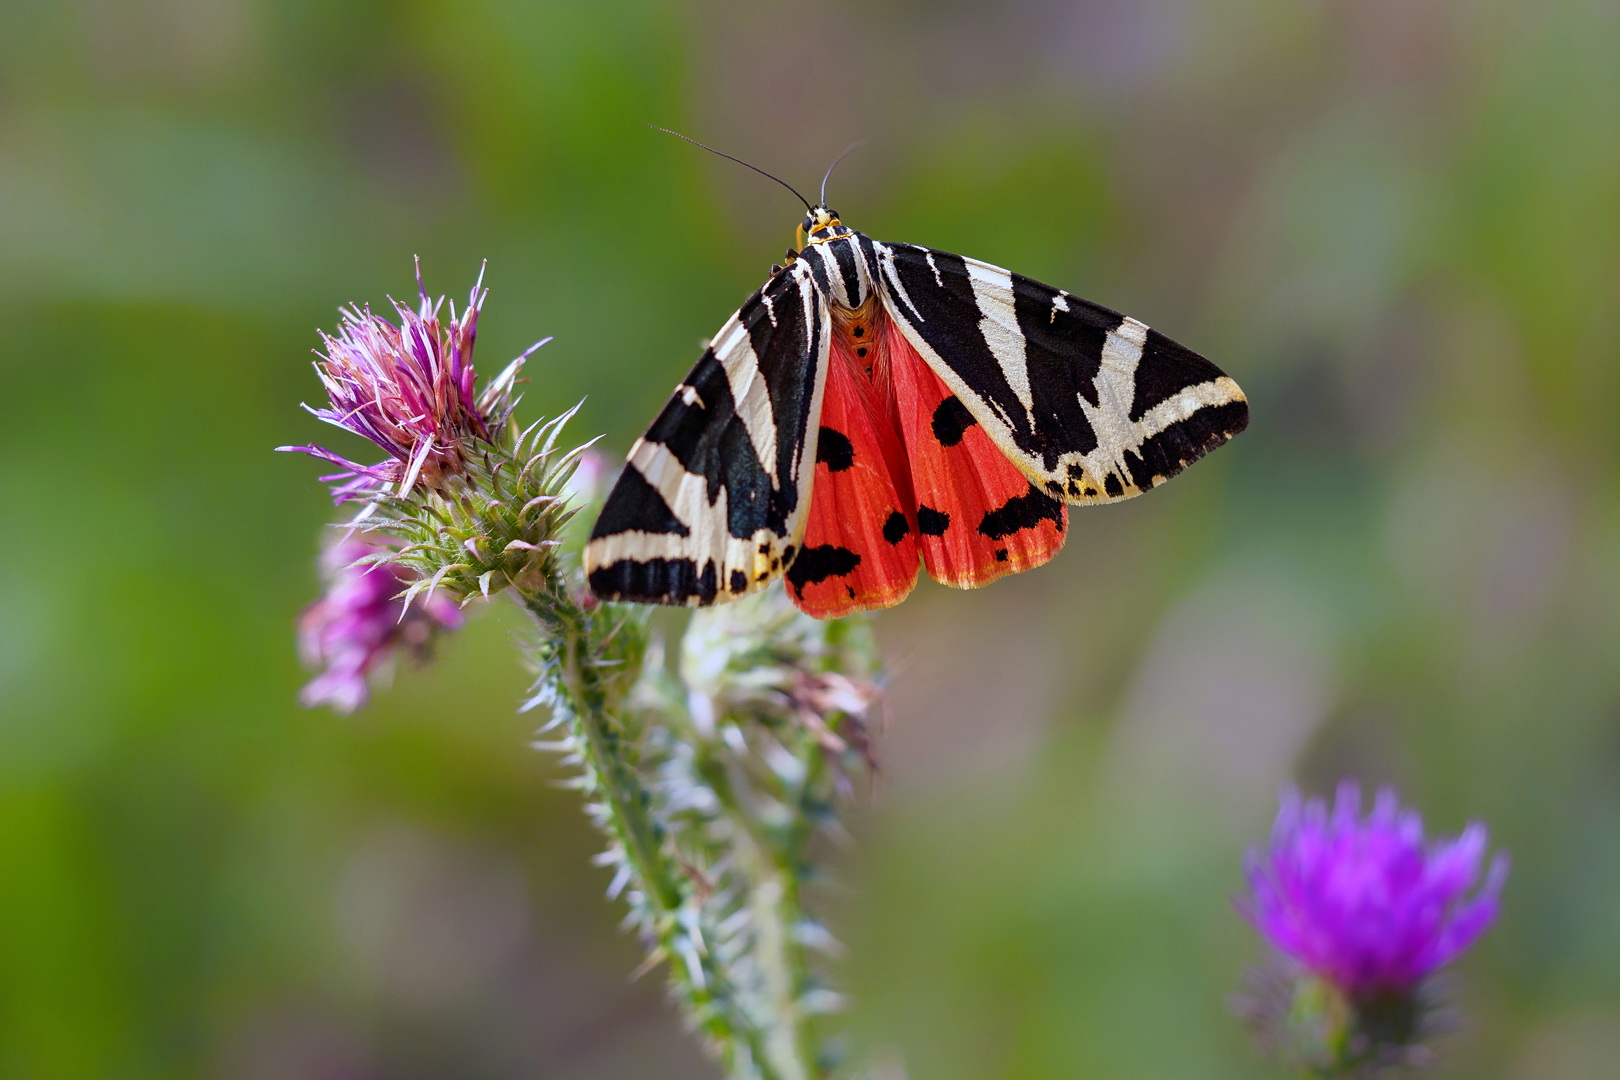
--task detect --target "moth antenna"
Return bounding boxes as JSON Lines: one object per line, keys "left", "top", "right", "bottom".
{"left": 646, "top": 124, "right": 813, "bottom": 213}
{"left": 820, "top": 140, "right": 867, "bottom": 206}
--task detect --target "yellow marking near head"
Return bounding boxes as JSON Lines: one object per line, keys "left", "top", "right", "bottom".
{"left": 796, "top": 209, "right": 842, "bottom": 251}
{"left": 805, "top": 229, "right": 855, "bottom": 247}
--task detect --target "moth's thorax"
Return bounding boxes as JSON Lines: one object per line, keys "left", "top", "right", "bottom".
{"left": 794, "top": 208, "right": 874, "bottom": 312}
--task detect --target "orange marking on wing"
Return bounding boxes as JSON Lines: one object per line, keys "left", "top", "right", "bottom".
{"left": 882, "top": 324, "right": 1068, "bottom": 590}
{"left": 786, "top": 336, "right": 920, "bottom": 619}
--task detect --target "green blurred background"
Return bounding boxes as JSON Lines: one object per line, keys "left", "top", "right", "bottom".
{"left": 3, "top": 0, "right": 1618, "bottom": 1076}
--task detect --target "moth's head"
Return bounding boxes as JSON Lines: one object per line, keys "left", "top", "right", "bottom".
{"left": 796, "top": 205, "right": 841, "bottom": 250}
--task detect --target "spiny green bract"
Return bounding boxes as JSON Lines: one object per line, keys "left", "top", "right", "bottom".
{"left": 359, "top": 405, "right": 596, "bottom": 610}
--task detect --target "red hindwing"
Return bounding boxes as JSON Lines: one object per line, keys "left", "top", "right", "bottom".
{"left": 882, "top": 323, "right": 1068, "bottom": 590}
{"left": 785, "top": 335, "right": 920, "bottom": 619}
{"left": 787, "top": 308, "right": 1068, "bottom": 618}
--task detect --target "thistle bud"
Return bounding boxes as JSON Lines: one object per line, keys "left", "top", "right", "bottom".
{"left": 377, "top": 405, "right": 596, "bottom": 612}
{"left": 1235, "top": 783, "right": 1508, "bottom": 1075}
{"left": 281, "top": 260, "right": 592, "bottom": 619}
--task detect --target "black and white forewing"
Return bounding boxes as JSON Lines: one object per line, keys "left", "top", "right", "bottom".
{"left": 585, "top": 260, "right": 831, "bottom": 605}
{"left": 873, "top": 241, "right": 1247, "bottom": 503}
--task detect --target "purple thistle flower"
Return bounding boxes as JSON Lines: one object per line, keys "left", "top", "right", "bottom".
{"left": 278, "top": 259, "right": 546, "bottom": 501}
{"left": 298, "top": 536, "right": 464, "bottom": 713}
{"left": 1240, "top": 782, "right": 1508, "bottom": 996}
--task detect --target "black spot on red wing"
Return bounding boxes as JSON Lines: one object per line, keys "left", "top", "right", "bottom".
{"left": 846, "top": 586, "right": 856, "bottom": 599}
{"left": 785, "top": 545, "right": 861, "bottom": 587}
{"left": 852, "top": 326, "right": 865, "bottom": 338}
{"left": 882, "top": 510, "right": 910, "bottom": 544}
{"left": 1104, "top": 473, "right": 1124, "bottom": 498}
{"left": 729, "top": 569, "right": 747, "bottom": 593}
{"left": 994, "top": 548, "right": 1009, "bottom": 562}
{"left": 917, "top": 506, "right": 951, "bottom": 536}
{"left": 978, "top": 485, "right": 1064, "bottom": 539}
{"left": 930, "top": 396, "right": 977, "bottom": 447}
{"left": 856, "top": 347, "right": 868, "bottom": 358}
{"left": 817, "top": 427, "right": 855, "bottom": 472}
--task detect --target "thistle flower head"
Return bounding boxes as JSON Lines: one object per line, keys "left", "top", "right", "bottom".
{"left": 1241, "top": 782, "right": 1508, "bottom": 995}
{"left": 298, "top": 534, "right": 463, "bottom": 712}
{"left": 279, "top": 259, "right": 544, "bottom": 501}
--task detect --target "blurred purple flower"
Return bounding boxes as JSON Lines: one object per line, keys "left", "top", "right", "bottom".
{"left": 299, "top": 536, "right": 464, "bottom": 713}
{"left": 279, "top": 260, "right": 545, "bottom": 501}
{"left": 1240, "top": 782, "right": 1508, "bottom": 996}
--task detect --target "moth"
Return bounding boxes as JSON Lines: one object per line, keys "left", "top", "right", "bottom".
{"left": 585, "top": 137, "right": 1248, "bottom": 618}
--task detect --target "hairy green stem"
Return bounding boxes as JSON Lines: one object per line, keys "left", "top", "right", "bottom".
{"left": 528, "top": 593, "right": 682, "bottom": 911}
{"left": 518, "top": 591, "right": 783, "bottom": 1075}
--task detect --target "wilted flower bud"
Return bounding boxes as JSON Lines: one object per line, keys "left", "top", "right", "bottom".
{"left": 298, "top": 535, "right": 462, "bottom": 712}
{"left": 680, "top": 585, "right": 881, "bottom": 762}
{"left": 1235, "top": 782, "right": 1508, "bottom": 1075}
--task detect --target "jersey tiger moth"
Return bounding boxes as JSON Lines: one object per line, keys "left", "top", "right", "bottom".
{"left": 585, "top": 140, "right": 1248, "bottom": 619}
